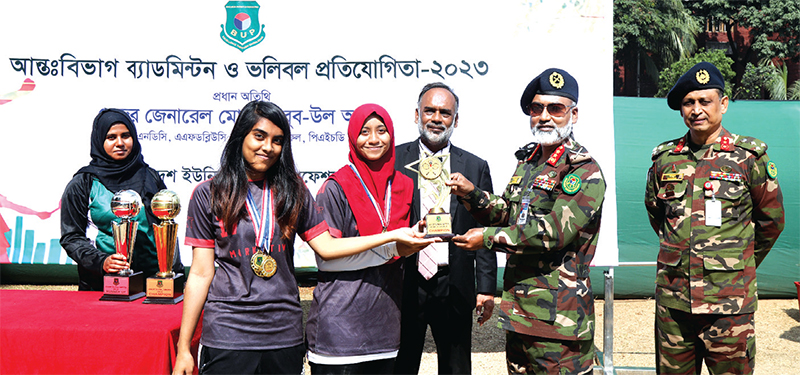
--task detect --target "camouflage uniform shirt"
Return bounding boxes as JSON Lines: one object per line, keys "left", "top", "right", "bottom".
{"left": 645, "top": 127, "right": 784, "bottom": 315}
{"left": 459, "top": 138, "right": 605, "bottom": 341}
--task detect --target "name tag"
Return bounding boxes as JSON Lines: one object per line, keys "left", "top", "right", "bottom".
{"left": 661, "top": 173, "right": 683, "bottom": 182}
{"left": 706, "top": 198, "right": 721, "bottom": 227}
{"left": 517, "top": 197, "right": 530, "bottom": 225}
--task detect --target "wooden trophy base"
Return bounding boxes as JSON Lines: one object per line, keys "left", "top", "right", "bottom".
{"left": 100, "top": 271, "right": 145, "bottom": 302}
{"left": 143, "top": 273, "right": 185, "bottom": 305}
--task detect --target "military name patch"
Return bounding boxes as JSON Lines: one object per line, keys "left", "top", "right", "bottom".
{"left": 532, "top": 175, "right": 556, "bottom": 191}
{"left": 767, "top": 161, "right": 778, "bottom": 179}
{"left": 709, "top": 171, "right": 742, "bottom": 182}
{"left": 661, "top": 173, "right": 683, "bottom": 182}
{"left": 562, "top": 174, "right": 581, "bottom": 195}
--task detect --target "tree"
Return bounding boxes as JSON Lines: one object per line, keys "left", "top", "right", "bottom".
{"left": 614, "top": 0, "right": 700, "bottom": 96}
{"left": 655, "top": 49, "right": 736, "bottom": 98}
{"left": 739, "top": 0, "right": 800, "bottom": 61}
{"left": 685, "top": 0, "right": 800, "bottom": 88}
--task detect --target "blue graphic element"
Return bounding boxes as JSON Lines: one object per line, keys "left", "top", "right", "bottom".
{"left": 6, "top": 216, "right": 67, "bottom": 265}
{"left": 234, "top": 13, "right": 251, "bottom": 30}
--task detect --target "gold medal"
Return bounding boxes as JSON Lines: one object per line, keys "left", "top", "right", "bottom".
{"left": 251, "top": 250, "right": 269, "bottom": 277}
{"left": 261, "top": 255, "right": 277, "bottom": 278}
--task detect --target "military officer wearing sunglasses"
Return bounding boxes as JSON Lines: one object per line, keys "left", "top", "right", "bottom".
{"left": 449, "top": 68, "right": 605, "bottom": 374}
{"left": 645, "top": 62, "right": 784, "bottom": 374}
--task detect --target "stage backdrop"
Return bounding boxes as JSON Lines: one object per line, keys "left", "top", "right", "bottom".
{"left": 0, "top": 1, "right": 616, "bottom": 274}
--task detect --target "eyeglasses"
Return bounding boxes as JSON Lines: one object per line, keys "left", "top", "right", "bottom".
{"left": 527, "top": 102, "right": 576, "bottom": 117}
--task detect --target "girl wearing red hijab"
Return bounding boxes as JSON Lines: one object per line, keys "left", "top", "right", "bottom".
{"left": 305, "top": 104, "right": 418, "bottom": 374}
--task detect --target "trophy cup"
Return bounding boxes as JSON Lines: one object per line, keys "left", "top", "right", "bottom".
{"left": 405, "top": 153, "right": 454, "bottom": 240}
{"left": 100, "top": 190, "right": 146, "bottom": 301}
{"left": 143, "top": 190, "right": 185, "bottom": 304}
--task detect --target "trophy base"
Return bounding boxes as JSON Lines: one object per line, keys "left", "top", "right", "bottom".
{"left": 143, "top": 273, "right": 185, "bottom": 305}
{"left": 424, "top": 233, "right": 454, "bottom": 241}
{"left": 425, "top": 212, "right": 453, "bottom": 241}
{"left": 100, "top": 271, "right": 145, "bottom": 302}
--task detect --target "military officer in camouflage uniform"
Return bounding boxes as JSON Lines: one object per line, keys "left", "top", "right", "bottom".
{"left": 645, "top": 62, "right": 784, "bottom": 374}
{"left": 449, "top": 68, "right": 605, "bottom": 374}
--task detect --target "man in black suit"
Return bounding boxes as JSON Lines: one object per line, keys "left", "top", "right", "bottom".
{"left": 394, "top": 82, "right": 496, "bottom": 374}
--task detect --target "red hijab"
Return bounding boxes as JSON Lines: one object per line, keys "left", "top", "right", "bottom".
{"left": 329, "top": 104, "right": 413, "bottom": 235}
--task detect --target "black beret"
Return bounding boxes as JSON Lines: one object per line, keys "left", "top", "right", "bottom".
{"left": 520, "top": 68, "right": 578, "bottom": 115}
{"left": 667, "top": 62, "right": 725, "bottom": 110}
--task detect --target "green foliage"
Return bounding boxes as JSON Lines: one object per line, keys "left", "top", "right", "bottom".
{"left": 788, "top": 80, "right": 800, "bottom": 101}
{"left": 735, "top": 62, "right": 774, "bottom": 100}
{"left": 614, "top": 0, "right": 700, "bottom": 82}
{"left": 735, "top": 59, "right": 795, "bottom": 100}
{"left": 739, "top": 0, "right": 800, "bottom": 60}
{"left": 655, "top": 49, "right": 735, "bottom": 98}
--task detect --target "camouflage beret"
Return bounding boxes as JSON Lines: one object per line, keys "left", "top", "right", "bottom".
{"left": 520, "top": 68, "right": 578, "bottom": 115}
{"left": 667, "top": 62, "right": 725, "bottom": 110}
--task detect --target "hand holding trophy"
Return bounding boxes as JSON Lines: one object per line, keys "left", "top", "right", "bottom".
{"left": 100, "top": 189, "right": 146, "bottom": 301}
{"left": 143, "top": 190, "right": 185, "bottom": 304}
{"left": 406, "top": 153, "right": 453, "bottom": 240}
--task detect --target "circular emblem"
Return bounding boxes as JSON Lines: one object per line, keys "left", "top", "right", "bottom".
{"left": 419, "top": 157, "right": 443, "bottom": 180}
{"left": 767, "top": 161, "right": 778, "bottom": 179}
{"left": 234, "top": 13, "right": 251, "bottom": 31}
{"left": 720, "top": 165, "right": 732, "bottom": 173}
{"left": 696, "top": 69, "right": 710, "bottom": 85}
{"left": 562, "top": 174, "right": 581, "bottom": 195}
{"left": 261, "top": 255, "right": 277, "bottom": 278}
{"left": 703, "top": 181, "right": 713, "bottom": 190}
{"left": 251, "top": 252, "right": 269, "bottom": 277}
{"left": 549, "top": 72, "right": 565, "bottom": 89}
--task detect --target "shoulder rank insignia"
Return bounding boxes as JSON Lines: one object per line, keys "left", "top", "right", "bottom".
{"left": 710, "top": 171, "right": 742, "bottom": 182}
{"left": 767, "top": 161, "right": 778, "bottom": 179}
{"left": 509, "top": 176, "right": 523, "bottom": 185}
{"left": 547, "top": 145, "right": 565, "bottom": 166}
{"left": 720, "top": 136, "right": 733, "bottom": 151}
{"left": 672, "top": 138, "right": 686, "bottom": 153}
{"left": 562, "top": 174, "right": 581, "bottom": 195}
{"left": 532, "top": 175, "right": 556, "bottom": 191}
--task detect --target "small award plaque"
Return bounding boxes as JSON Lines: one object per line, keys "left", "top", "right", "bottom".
{"left": 101, "top": 190, "right": 146, "bottom": 302}
{"left": 405, "top": 153, "right": 454, "bottom": 240}
{"left": 143, "top": 190, "right": 185, "bottom": 305}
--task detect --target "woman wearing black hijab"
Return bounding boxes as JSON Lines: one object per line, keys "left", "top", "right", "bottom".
{"left": 60, "top": 108, "right": 183, "bottom": 291}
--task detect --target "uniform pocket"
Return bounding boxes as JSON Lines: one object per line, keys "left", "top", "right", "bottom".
{"left": 656, "top": 242, "right": 687, "bottom": 292}
{"left": 714, "top": 181, "right": 746, "bottom": 221}
{"left": 510, "top": 271, "right": 559, "bottom": 322}
{"left": 702, "top": 249, "right": 745, "bottom": 297}
{"left": 656, "top": 180, "right": 688, "bottom": 218}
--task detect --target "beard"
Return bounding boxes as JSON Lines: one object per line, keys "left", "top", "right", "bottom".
{"left": 531, "top": 117, "right": 573, "bottom": 146}
{"left": 418, "top": 120, "right": 454, "bottom": 148}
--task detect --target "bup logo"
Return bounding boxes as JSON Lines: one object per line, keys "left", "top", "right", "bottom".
{"left": 220, "top": 1, "right": 265, "bottom": 52}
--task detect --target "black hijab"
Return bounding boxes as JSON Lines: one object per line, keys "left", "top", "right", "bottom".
{"left": 76, "top": 108, "right": 163, "bottom": 224}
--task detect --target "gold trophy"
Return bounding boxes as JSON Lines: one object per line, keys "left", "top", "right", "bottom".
{"left": 405, "top": 153, "right": 454, "bottom": 240}
{"left": 100, "top": 189, "right": 146, "bottom": 301}
{"left": 143, "top": 190, "right": 185, "bottom": 304}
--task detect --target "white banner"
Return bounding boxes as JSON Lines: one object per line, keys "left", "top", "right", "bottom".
{"left": 0, "top": 0, "right": 617, "bottom": 268}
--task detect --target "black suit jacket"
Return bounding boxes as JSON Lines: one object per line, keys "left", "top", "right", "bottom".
{"left": 395, "top": 140, "right": 496, "bottom": 313}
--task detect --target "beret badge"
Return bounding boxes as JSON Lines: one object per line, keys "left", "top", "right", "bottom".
{"left": 696, "top": 69, "right": 710, "bottom": 85}
{"left": 549, "top": 72, "right": 565, "bottom": 89}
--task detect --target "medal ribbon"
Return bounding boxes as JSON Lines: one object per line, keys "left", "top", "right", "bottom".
{"left": 347, "top": 163, "right": 392, "bottom": 231}
{"left": 245, "top": 180, "right": 274, "bottom": 253}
